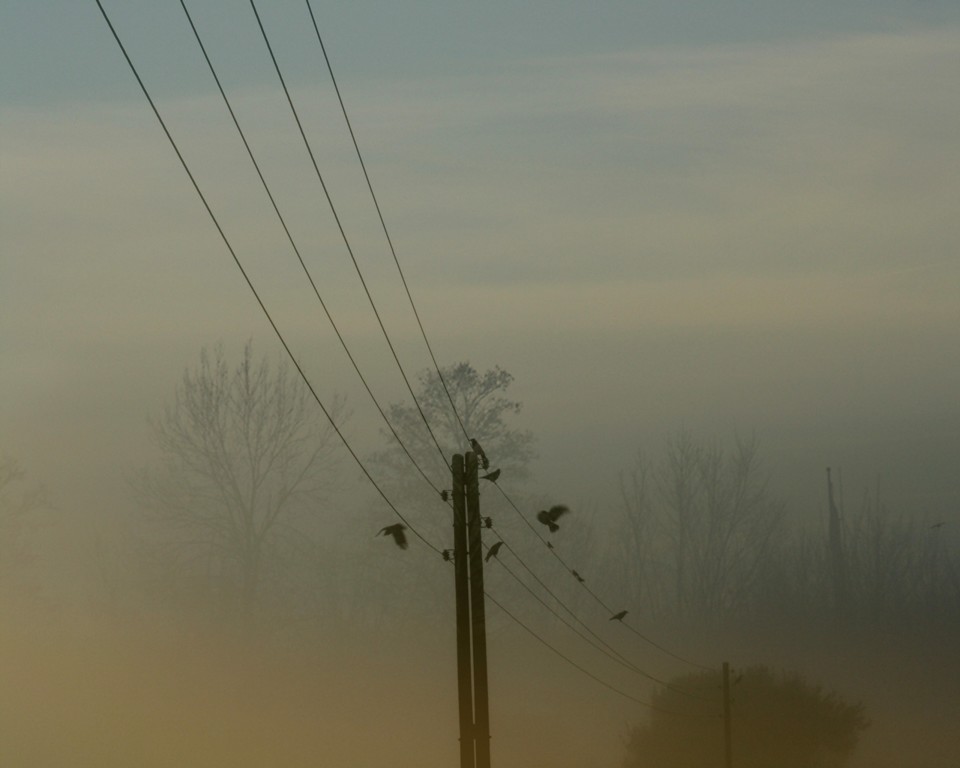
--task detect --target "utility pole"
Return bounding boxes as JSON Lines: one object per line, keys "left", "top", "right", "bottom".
{"left": 466, "top": 451, "right": 491, "bottom": 768}
{"left": 722, "top": 661, "right": 732, "bottom": 768}
{"left": 452, "top": 455, "right": 474, "bottom": 768}
{"left": 452, "top": 451, "right": 491, "bottom": 768}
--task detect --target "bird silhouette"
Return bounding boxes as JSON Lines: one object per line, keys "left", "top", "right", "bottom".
{"left": 572, "top": 569, "right": 585, "bottom": 583}
{"left": 481, "top": 468, "right": 501, "bottom": 483}
{"left": 547, "top": 542, "right": 554, "bottom": 549}
{"left": 441, "top": 490, "right": 450, "bottom": 502}
{"left": 377, "top": 523, "right": 408, "bottom": 549}
{"left": 483, "top": 516, "right": 493, "bottom": 529}
{"left": 485, "top": 541, "right": 504, "bottom": 562}
{"left": 442, "top": 549, "right": 453, "bottom": 562}
{"left": 470, "top": 438, "right": 490, "bottom": 470}
{"left": 609, "top": 610, "right": 628, "bottom": 621}
{"left": 537, "top": 505, "right": 570, "bottom": 533}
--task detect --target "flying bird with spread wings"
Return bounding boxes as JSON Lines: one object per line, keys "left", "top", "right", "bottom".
{"left": 537, "top": 505, "right": 570, "bottom": 533}
{"left": 377, "top": 523, "right": 408, "bottom": 549}
{"left": 481, "top": 468, "right": 501, "bottom": 483}
{"left": 609, "top": 610, "right": 628, "bottom": 621}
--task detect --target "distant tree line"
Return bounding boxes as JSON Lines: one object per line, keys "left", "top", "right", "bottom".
{"left": 607, "top": 430, "right": 959, "bottom": 629}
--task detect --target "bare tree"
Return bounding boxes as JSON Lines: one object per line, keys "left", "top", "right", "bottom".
{"left": 0, "top": 456, "right": 47, "bottom": 584}
{"left": 133, "top": 343, "right": 346, "bottom": 622}
{"left": 615, "top": 431, "right": 785, "bottom": 618}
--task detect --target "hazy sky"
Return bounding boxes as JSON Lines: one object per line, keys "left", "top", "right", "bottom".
{"left": 6, "top": 0, "right": 959, "bottom": 523}
{"left": 3, "top": 3, "right": 960, "bottom": 766}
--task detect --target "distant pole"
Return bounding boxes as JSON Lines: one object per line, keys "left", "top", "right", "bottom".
{"left": 452, "top": 455, "right": 475, "bottom": 768}
{"left": 466, "top": 451, "right": 491, "bottom": 768}
{"left": 722, "top": 661, "right": 732, "bottom": 768}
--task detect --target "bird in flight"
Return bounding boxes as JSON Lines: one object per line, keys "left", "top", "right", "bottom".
{"left": 537, "top": 505, "right": 570, "bottom": 533}
{"left": 471, "top": 438, "right": 490, "bottom": 470}
{"left": 481, "top": 468, "right": 501, "bottom": 483}
{"left": 572, "top": 570, "right": 585, "bottom": 583}
{"left": 609, "top": 610, "right": 628, "bottom": 621}
{"left": 377, "top": 523, "right": 408, "bottom": 549}
{"left": 485, "top": 541, "right": 504, "bottom": 562}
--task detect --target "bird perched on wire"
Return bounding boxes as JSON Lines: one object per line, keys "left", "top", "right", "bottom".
{"left": 537, "top": 505, "right": 570, "bottom": 533}
{"left": 485, "top": 541, "right": 504, "bottom": 562}
{"left": 572, "top": 569, "right": 585, "bottom": 583}
{"left": 609, "top": 610, "right": 628, "bottom": 621}
{"left": 481, "top": 468, "right": 501, "bottom": 483}
{"left": 377, "top": 523, "right": 408, "bottom": 549}
{"left": 470, "top": 438, "right": 490, "bottom": 470}
{"left": 441, "top": 490, "right": 450, "bottom": 502}
{"left": 442, "top": 549, "right": 454, "bottom": 562}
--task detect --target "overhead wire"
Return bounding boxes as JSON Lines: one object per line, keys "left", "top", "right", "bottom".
{"left": 93, "top": 0, "right": 441, "bottom": 556}
{"left": 247, "top": 0, "right": 451, "bottom": 470}
{"left": 176, "top": 0, "right": 446, "bottom": 499}
{"left": 483, "top": 589, "right": 718, "bottom": 718}
{"left": 490, "top": 481, "right": 715, "bottom": 672}
{"left": 104, "top": 0, "right": 715, "bottom": 703}
{"left": 485, "top": 541, "right": 712, "bottom": 699}
{"left": 296, "top": 1, "right": 714, "bottom": 676}
{"left": 303, "top": 0, "right": 470, "bottom": 445}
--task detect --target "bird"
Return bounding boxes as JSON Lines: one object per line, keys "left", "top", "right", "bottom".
{"left": 377, "top": 523, "right": 408, "bottom": 549}
{"left": 547, "top": 542, "right": 554, "bottom": 549}
{"left": 485, "top": 541, "right": 504, "bottom": 562}
{"left": 609, "top": 610, "right": 628, "bottom": 621}
{"left": 442, "top": 549, "right": 453, "bottom": 562}
{"left": 572, "top": 569, "right": 585, "bottom": 583}
{"left": 441, "top": 490, "right": 450, "bottom": 502}
{"left": 471, "top": 438, "right": 490, "bottom": 470}
{"left": 483, "top": 516, "right": 493, "bottom": 529}
{"left": 481, "top": 468, "right": 501, "bottom": 483}
{"left": 930, "top": 521, "right": 945, "bottom": 530}
{"left": 537, "top": 505, "right": 570, "bottom": 533}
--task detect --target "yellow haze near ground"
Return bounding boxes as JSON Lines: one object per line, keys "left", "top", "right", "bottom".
{"left": 0, "top": 611, "right": 457, "bottom": 768}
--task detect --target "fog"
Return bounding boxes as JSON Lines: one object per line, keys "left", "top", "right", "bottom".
{"left": 3, "top": 1, "right": 960, "bottom": 766}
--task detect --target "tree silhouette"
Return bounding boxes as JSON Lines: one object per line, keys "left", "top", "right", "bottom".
{"left": 374, "top": 362, "right": 535, "bottom": 491}
{"left": 623, "top": 665, "right": 868, "bottom": 768}
{"left": 133, "top": 342, "right": 345, "bottom": 622}
{"left": 0, "top": 456, "right": 47, "bottom": 584}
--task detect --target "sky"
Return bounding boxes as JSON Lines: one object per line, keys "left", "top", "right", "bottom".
{"left": 2, "top": 1, "right": 960, "bottom": 764}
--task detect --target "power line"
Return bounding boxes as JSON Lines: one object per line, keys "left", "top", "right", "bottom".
{"left": 176, "top": 0, "right": 446, "bottom": 499}
{"left": 94, "top": 0, "right": 441, "bottom": 556}
{"left": 486, "top": 541, "right": 712, "bottom": 700}
{"left": 484, "top": 589, "right": 718, "bottom": 718}
{"left": 295, "top": 0, "right": 711, "bottom": 679}
{"left": 298, "top": 0, "right": 713, "bottom": 675}
{"left": 490, "top": 482, "right": 715, "bottom": 672}
{"left": 247, "top": 0, "right": 450, "bottom": 469}
{"left": 303, "top": 0, "right": 470, "bottom": 445}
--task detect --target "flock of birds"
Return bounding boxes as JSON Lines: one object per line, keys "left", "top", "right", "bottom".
{"left": 376, "top": 438, "right": 631, "bottom": 623}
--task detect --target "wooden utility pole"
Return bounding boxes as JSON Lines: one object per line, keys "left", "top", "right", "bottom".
{"left": 452, "top": 455, "right": 474, "bottom": 768}
{"left": 466, "top": 451, "right": 491, "bottom": 768}
{"left": 722, "top": 661, "right": 732, "bottom": 768}
{"left": 452, "top": 451, "right": 491, "bottom": 768}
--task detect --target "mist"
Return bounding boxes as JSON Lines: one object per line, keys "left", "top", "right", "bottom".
{"left": 3, "top": 1, "right": 960, "bottom": 766}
